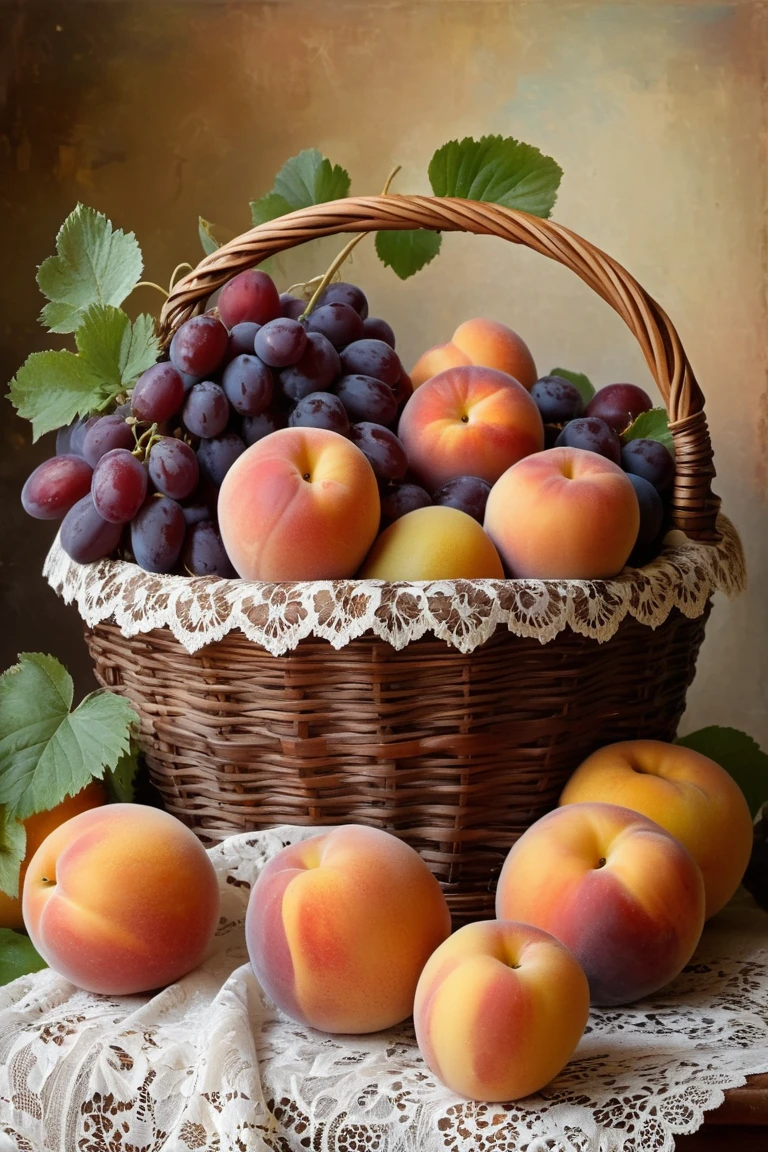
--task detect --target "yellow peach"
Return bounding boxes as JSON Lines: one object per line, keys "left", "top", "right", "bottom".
{"left": 359, "top": 506, "right": 504, "bottom": 580}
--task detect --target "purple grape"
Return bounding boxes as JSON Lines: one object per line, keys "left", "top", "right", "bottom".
{"left": 335, "top": 374, "right": 397, "bottom": 426}
{"left": 362, "top": 317, "right": 396, "bottom": 349}
{"left": 82, "top": 415, "right": 135, "bottom": 468}
{"left": 224, "top": 322, "right": 262, "bottom": 365}
{"left": 279, "top": 332, "right": 341, "bottom": 402}
{"left": 242, "top": 409, "right": 285, "bottom": 446}
{"left": 179, "top": 371, "right": 201, "bottom": 394}
{"left": 217, "top": 269, "right": 280, "bottom": 329}
{"left": 348, "top": 423, "right": 408, "bottom": 481}
{"left": 555, "top": 417, "right": 621, "bottom": 465}
{"left": 621, "top": 438, "right": 675, "bottom": 493}
{"left": 392, "top": 372, "right": 413, "bottom": 411}
{"left": 340, "top": 339, "right": 401, "bottom": 387}
{"left": 380, "top": 483, "right": 432, "bottom": 525}
{"left": 530, "top": 376, "right": 585, "bottom": 424}
{"left": 182, "top": 499, "right": 213, "bottom": 526}
{"left": 305, "top": 303, "right": 364, "bottom": 349}
{"left": 197, "top": 432, "right": 246, "bottom": 485}
{"left": 21, "top": 455, "right": 93, "bottom": 520}
{"left": 60, "top": 494, "right": 124, "bottom": 564}
{"left": 130, "top": 496, "right": 186, "bottom": 573}
{"left": 221, "top": 354, "right": 273, "bottom": 416}
{"left": 289, "top": 393, "right": 350, "bottom": 435}
{"left": 626, "top": 473, "right": 663, "bottom": 554}
{"left": 131, "top": 363, "right": 185, "bottom": 424}
{"left": 113, "top": 401, "right": 133, "bottom": 418}
{"left": 182, "top": 520, "right": 237, "bottom": 578}
{"left": 254, "top": 318, "right": 308, "bottom": 368}
{"left": 183, "top": 381, "right": 230, "bottom": 439}
{"left": 55, "top": 419, "right": 78, "bottom": 456}
{"left": 432, "top": 475, "right": 492, "bottom": 524}
{"left": 316, "top": 281, "right": 369, "bottom": 319}
{"left": 170, "top": 314, "right": 229, "bottom": 377}
{"left": 280, "top": 293, "right": 306, "bottom": 320}
{"left": 92, "top": 449, "right": 148, "bottom": 523}
{"left": 586, "top": 383, "right": 653, "bottom": 434}
{"left": 68, "top": 415, "right": 99, "bottom": 457}
{"left": 148, "top": 437, "right": 200, "bottom": 500}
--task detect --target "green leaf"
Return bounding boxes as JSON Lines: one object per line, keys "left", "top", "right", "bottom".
{"left": 249, "top": 150, "right": 351, "bottom": 229}
{"left": 250, "top": 193, "right": 293, "bottom": 228}
{"left": 74, "top": 305, "right": 158, "bottom": 392}
{"left": 0, "top": 654, "right": 138, "bottom": 821}
{"left": 429, "top": 135, "right": 563, "bottom": 219}
{"left": 622, "top": 407, "right": 674, "bottom": 454}
{"left": 37, "top": 204, "right": 143, "bottom": 334}
{"left": 199, "top": 217, "right": 222, "bottom": 256}
{"left": 676, "top": 727, "right": 768, "bottom": 818}
{"left": 374, "top": 229, "right": 442, "bottom": 281}
{"left": 0, "top": 808, "right": 26, "bottom": 901}
{"left": 105, "top": 743, "right": 140, "bottom": 803}
{"left": 0, "top": 929, "right": 47, "bottom": 985}
{"left": 549, "top": 367, "right": 596, "bottom": 407}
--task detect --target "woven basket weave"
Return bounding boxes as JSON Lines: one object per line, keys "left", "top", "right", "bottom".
{"left": 82, "top": 196, "right": 723, "bottom": 921}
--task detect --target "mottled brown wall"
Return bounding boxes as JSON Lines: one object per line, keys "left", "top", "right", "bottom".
{"left": 1, "top": 0, "right": 766, "bottom": 742}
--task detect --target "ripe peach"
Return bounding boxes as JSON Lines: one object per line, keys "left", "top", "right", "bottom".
{"left": 218, "top": 427, "right": 380, "bottom": 580}
{"left": 484, "top": 446, "right": 640, "bottom": 578}
{"left": 245, "top": 825, "right": 451, "bottom": 1034}
{"left": 0, "top": 782, "right": 106, "bottom": 932}
{"left": 414, "top": 920, "right": 589, "bottom": 1101}
{"left": 411, "top": 318, "right": 537, "bottom": 391}
{"left": 398, "top": 365, "right": 544, "bottom": 492}
{"left": 495, "top": 802, "right": 705, "bottom": 1005}
{"left": 359, "top": 506, "right": 504, "bottom": 580}
{"left": 23, "top": 804, "right": 220, "bottom": 995}
{"left": 560, "top": 740, "right": 754, "bottom": 918}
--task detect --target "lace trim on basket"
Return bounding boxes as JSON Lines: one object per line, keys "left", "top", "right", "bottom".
{"left": 43, "top": 514, "right": 745, "bottom": 656}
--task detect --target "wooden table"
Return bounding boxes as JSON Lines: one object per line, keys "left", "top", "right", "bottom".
{"left": 677, "top": 1073, "right": 768, "bottom": 1149}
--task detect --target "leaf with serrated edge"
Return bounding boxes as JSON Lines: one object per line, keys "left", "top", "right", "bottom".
{"left": 75, "top": 305, "right": 158, "bottom": 391}
{"left": 8, "top": 350, "right": 105, "bottom": 441}
{"left": 375, "top": 230, "right": 442, "bottom": 281}
{"left": 37, "top": 204, "right": 143, "bottom": 334}
{"left": 0, "top": 653, "right": 138, "bottom": 821}
{"left": 0, "top": 929, "right": 47, "bottom": 984}
{"left": 549, "top": 367, "right": 596, "bottom": 406}
{"left": 106, "top": 744, "right": 140, "bottom": 803}
{"left": 622, "top": 407, "right": 674, "bottom": 454}
{"left": 676, "top": 726, "right": 768, "bottom": 818}
{"left": 0, "top": 808, "right": 26, "bottom": 900}
{"left": 250, "top": 193, "right": 293, "bottom": 228}
{"left": 429, "top": 135, "right": 563, "bottom": 219}
{"left": 199, "top": 217, "right": 221, "bottom": 256}
{"left": 273, "top": 149, "right": 351, "bottom": 209}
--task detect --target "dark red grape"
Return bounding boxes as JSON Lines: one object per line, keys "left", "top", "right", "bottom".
{"left": 182, "top": 520, "right": 237, "bottom": 578}
{"left": 170, "top": 314, "right": 229, "bottom": 377}
{"left": 224, "top": 322, "right": 262, "bottom": 365}
{"left": 380, "top": 483, "right": 432, "bottom": 525}
{"left": 21, "top": 455, "right": 93, "bottom": 520}
{"left": 432, "top": 475, "right": 492, "bottom": 524}
{"left": 148, "top": 437, "right": 200, "bottom": 500}
{"left": 621, "top": 438, "right": 675, "bottom": 493}
{"left": 197, "top": 432, "right": 246, "bottom": 485}
{"left": 586, "top": 383, "right": 653, "bottom": 433}
{"left": 217, "top": 269, "right": 280, "bottom": 329}
{"left": 82, "top": 415, "right": 134, "bottom": 468}
{"left": 92, "top": 449, "right": 148, "bottom": 523}
{"left": 392, "top": 371, "right": 413, "bottom": 411}
{"left": 254, "top": 318, "right": 308, "bottom": 368}
{"left": 182, "top": 498, "right": 213, "bottom": 526}
{"left": 60, "top": 494, "right": 124, "bottom": 564}
{"left": 130, "top": 496, "right": 186, "bottom": 573}
{"left": 242, "top": 409, "right": 285, "bottom": 446}
{"left": 306, "top": 303, "right": 364, "bottom": 349}
{"left": 555, "top": 417, "right": 621, "bottom": 465}
{"left": 222, "top": 354, "right": 273, "bottom": 416}
{"left": 179, "top": 371, "right": 201, "bottom": 394}
{"left": 530, "top": 376, "right": 585, "bottom": 424}
{"left": 349, "top": 423, "right": 407, "bottom": 481}
{"left": 280, "top": 293, "right": 306, "bottom": 320}
{"left": 316, "top": 281, "right": 368, "bottom": 319}
{"left": 335, "top": 374, "right": 397, "bottom": 426}
{"left": 131, "top": 363, "right": 185, "bottom": 424}
{"left": 362, "top": 317, "right": 396, "bottom": 349}
{"left": 68, "top": 415, "right": 99, "bottom": 457}
{"left": 289, "top": 393, "right": 350, "bottom": 435}
{"left": 626, "top": 473, "right": 663, "bottom": 554}
{"left": 340, "top": 339, "right": 401, "bottom": 387}
{"left": 280, "top": 332, "right": 341, "bottom": 402}
{"left": 183, "top": 381, "right": 230, "bottom": 439}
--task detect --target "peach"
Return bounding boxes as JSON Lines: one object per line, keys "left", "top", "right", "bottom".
{"left": 484, "top": 446, "right": 640, "bottom": 578}
{"left": 560, "top": 740, "right": 754, "bottom": 918}
{"left": 359, "top": 505, "right": 504, "bottom": 580}
{"left": 245, "top": 825, "right": 451, "bottom": 1034}
{"left": 411, "top": 318, "right": 538, "bottom": 391}
{"left": 495, "top": 802, "right": 705, "bottom": 1005}
{"left": 0, "top": 782, "right": 106, "bottom": 932}
{"left": 398, "top": 365, "right": 544, "bottom": 492}
{"left": 219, "top": 427, "right": 380, "bottom": 580}
{"left": 23, "top": 804, "right": 220, "bottom": 995}
{"left": 414, "top": 920, "right": 589, "bottom": 1101}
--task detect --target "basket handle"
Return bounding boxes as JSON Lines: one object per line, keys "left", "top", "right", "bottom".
{"left": 160, "top": 195, "right": 720, "bottom": 541}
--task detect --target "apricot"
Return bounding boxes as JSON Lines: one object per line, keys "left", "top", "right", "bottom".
{"left": 411, "top": 318, "right": 537, "bottom": 391}
{"left": 359, "top": 506, "right": 504, "bottom": 580}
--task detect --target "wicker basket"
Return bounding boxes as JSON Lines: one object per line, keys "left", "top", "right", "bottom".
{"left": 78, "top": 195, "right": 728, "bottom": 922}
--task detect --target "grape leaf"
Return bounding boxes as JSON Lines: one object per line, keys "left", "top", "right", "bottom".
{"left": 0, "top": 653, "right": 138, "bottom": 821}
{"left": 549, "top": 367, "right": 596, "bottom": 406}
{"left": 622, "top": 407, "right": 674, "bottom": 454}
{"left": 37, "top": 204, "right": 143, "bottom": 334}
{"left": 249, "top": 150, "right": 350, "bottom": 227}
{"left": 676, "top": 727, "right": 768, "bottom": 818}
{"left": 250, "top": 193, "right": 292, "bottom": 228}
{"left": 105, "top": 743, "right": 140, "bottom": 803}
{"left": 199, "top": 217, "right": 222, "bottom": 256}
{"left": 374, "top": 230, "right": 442, "bottom": 281}
{"left": 0, "top": 808, "right": 26, "bottom": 901}
{"left": 429, "top": 135, "right": 563, "bottom": 219}
{"left": 74, "top": 306, "right": 158, "bottom": 392}
{"left": 0, "top": 929, "right": 47, "bottom": 985}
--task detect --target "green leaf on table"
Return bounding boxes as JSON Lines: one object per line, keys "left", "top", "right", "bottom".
{"left": 37, "top": 204, "right": 143, "bottom": 334}
{"left": 675, "top": 727, "right": 768, "bottom": 818}
{"left": 549, "top": 367, "right": 596, "bottom": 406}
{"left": 622, "top": 407, "right": 674, "bottom": 454}
{"left": 428, "top": 135, "right": 563, "bottom": 219}
{"left": 0, "top": 929, "right": 47, "bottom": 985}
{"left": 250, "top": 150, "right": 351, "bottom": 227}
{"left": 0, "top": 653, "right": 138, "bottom": 821}
{"left": 0, "top": 808, "right": 26, "bottom": 901}
{"left": 198, "top": 217, "right": 222, "bottom": 256}
{"left": 105, "top": 743, "right": 140, "bottom": 803}
{"left": 375, "top": 229, "right": 442, "bottom": 281}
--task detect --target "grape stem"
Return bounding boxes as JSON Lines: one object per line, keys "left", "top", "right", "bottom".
{"left": 134, "top": 281, "right": 170, "bottom": 299}
{"left": 131, "top": 422, "right": 161, "bottom": 461}
{"left": 169, "top": 263, "right": 194, "bottom": 290}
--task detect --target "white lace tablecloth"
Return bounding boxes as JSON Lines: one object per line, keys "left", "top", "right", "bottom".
{"left": 1, "top": 825, "right": 767, "bottom": 1152}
